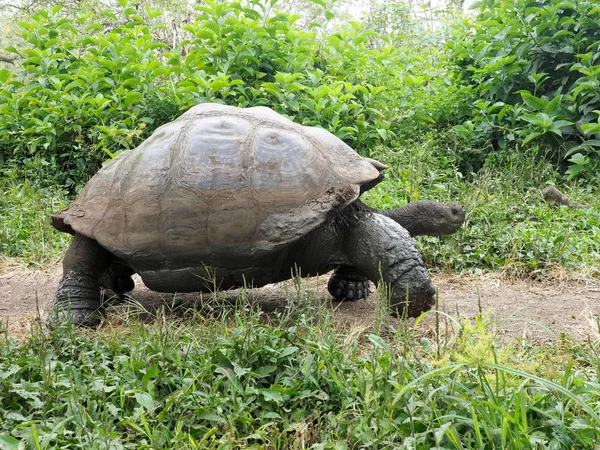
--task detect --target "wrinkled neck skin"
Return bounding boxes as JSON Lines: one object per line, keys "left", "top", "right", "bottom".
{"left": 382, "top": 203, "right": 441, "bottom": 236}
{"left": 357, "top": 200, "right": 462, "bottom": 237}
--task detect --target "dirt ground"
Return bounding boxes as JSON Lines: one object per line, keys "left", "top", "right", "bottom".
{"left": 1, "top": 260, "right": 599, "bottom": 342}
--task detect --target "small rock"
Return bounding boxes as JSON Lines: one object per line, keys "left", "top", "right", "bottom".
{"left": 542, "top": 185, "right": 570, "bottom": 206}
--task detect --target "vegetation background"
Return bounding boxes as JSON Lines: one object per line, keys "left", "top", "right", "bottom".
{"left": 0, "top": 0, "right": 599, "bottom": 448}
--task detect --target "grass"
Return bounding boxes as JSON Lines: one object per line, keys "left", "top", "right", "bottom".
{"left": 0, "top": 293, "right": 598, "bottom": 449}
{"left": 363, "top": 139, "right": 600, "bottom": 276}
{"left": 1, "top": 141, "right": 600, "bottom": 448}
{"left": 0, "top": 177, "right": 70, "bottom": 266}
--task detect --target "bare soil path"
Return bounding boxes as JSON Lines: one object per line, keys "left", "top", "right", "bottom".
{"left": 1, "top": 261, "right": 599, "bottom": 342}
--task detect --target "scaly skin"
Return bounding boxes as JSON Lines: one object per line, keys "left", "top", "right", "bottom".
{"left": 381, "top": 200, "right": 466, "bottom": 237}
{"left": 48, "top": 234, "right": 113, "bottom": 327}
{"left": 328, "top": 200, "right": 465, "bottom": 302}
{"left": 342, "top": 212, "right": 436, "bottom": 316}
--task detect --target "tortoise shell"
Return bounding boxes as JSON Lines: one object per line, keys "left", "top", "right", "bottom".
{"left": 53, "top": 103, "right": 380, "bottom": 276}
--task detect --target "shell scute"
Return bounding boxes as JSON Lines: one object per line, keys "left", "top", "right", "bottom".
{"left": 54, "top": 104, "right": 381, "bottom": 269}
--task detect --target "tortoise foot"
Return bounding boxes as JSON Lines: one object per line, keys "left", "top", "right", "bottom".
{"left": 328, "top": 268, "right": 371, "bottom": 301}
{"left": 47, "top": 272, "right": 106, "bottom": 328}
{"left": 48, "top": 306, "right": 104, "bottom": 328}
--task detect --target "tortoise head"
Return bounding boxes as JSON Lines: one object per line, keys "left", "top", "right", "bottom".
{"left": 359, "top": 157, "right": 388, "bottom": 194}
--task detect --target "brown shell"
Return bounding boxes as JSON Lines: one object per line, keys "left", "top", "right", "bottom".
{"left": 53, "top": 103, "right": 380, "bottom": 269}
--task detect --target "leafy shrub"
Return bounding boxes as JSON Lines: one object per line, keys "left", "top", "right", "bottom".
{"left": 0, "top": 0, "right": 398, "bottom": 189}
{"left": 448, "top": 0, "right": 600, "bottom": 179}
{"left": 171, "top": 0, "right": 394, "bottom": 151}
{"left": 0, "top": 4, "right": 171, "bottom": 189}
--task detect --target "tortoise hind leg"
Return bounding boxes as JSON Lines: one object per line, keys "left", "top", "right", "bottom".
{"left": 48, "top": 234, "right": 112, "bottom": 327}
{"left": 327, "top": 266, "right": 371, "bottom": 301}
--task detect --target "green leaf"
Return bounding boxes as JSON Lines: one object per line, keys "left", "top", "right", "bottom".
{"left": 551, "top": 120, "right": 573, "bottom": 129}
{"left": 0, "top": 365, "right": 20, "bottom": 379}
{"left": 580, "top": 122, "right": 600, "bottom": 135}
{"left": 0, "top": 435, "right": 20, "bottom": 450}
{"left": 232, "top": 362, "right": 249, "bottom": 378}
{"left": 253, "top": 366, "right": 277, "bottom": 377}
{"left": 0, "top": 69, "right": 11, "bottom": 83}
{"left": 141, "top": 365, "right": 159, "bottom": 388}
{"left": 144, "top": 5, "right": 163, "bottom": 19}
{"left": 523, "top": 131, "right": 543, "bottom": 144}
{"left": 135, "top": 392, "right": 154, "bottom": 410}
{"left": 544, "top": 95, "right": 562, "bottom": 116}
{"left": 568, "top": 152, "right": 588, "bottom": 165}
{"left": 123, "top": 92, "right": 142, "bottom": 107}
{"left": 521, "top": 112, "right": 552, "bottom": 129}
{"left": 209, "top": 79, "right": 232, "bottom": 90}
{"left": 517, "top": 90, "right": 546, "bottom": 111}
{"left": 197, "top": 412, "right": 223, "bottom": 423}
{"left": 547, "top": 126, "right": 563, "bottom": 137}
{"left": 376, "top": 128, "right": 388, "bottom": 140}
{"left": 261, "top": 389, "right": 284, "bottom": 404}
{"left": 367, "top": 334, "right": 390, "bottom": 352}
{"left": 434, "top": 422, "right": 453, "bottom": 444}
{"left": 278, "top": 346, "right": 299, "bottom": 358}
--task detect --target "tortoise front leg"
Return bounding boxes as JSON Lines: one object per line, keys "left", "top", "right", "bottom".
{"left": 327, "top": 266, "right": 371, "bottom": 301}
{"left": 48, "top": 234, "right": 113, "bottom": 327}
{"left": 344, "top": 213, "right": 436, "bottom": 317}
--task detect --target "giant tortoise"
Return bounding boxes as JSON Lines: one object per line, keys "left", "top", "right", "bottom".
{"left": 50, "top": 103, "right": 465, "bottom": 326}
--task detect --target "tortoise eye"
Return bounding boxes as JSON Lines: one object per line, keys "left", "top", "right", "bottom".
{"left": 451, "top": 205, "right": 464, "bottom": 215}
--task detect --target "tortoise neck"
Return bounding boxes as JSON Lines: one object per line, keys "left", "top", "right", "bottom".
{"left": 355, "top": 200, "right": 434, "bottom": 237}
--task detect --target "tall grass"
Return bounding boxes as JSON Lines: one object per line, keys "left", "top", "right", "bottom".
{"left": 0, "top": 294, "right": 598, "bottom": 449}
{"left": 0, "top": 176, "right": 70, "bottom": 265}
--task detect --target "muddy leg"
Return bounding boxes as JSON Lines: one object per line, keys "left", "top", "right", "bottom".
{"left": 344, "top": 213, "right": 436, "bottom": 317}
{"left": 48, "top": 233, "right": 112, "bottom": 327}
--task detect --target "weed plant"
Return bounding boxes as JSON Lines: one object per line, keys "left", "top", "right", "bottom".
{"left": 0, "top": 296, "right": 598, "bottom": 449}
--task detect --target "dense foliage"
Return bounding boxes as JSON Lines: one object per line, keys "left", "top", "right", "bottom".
{"left": 449, "top": 0, "right": 600, "bottom": 178}
{"left": 0, "top": 0, "right": 399, "bottom": 189}
{"left": 1, "top": 0, "right": 599, "bottom": 271}
{"left": 0, "top": 2, "right": 599, "bottom": 448}
{"left": 0, "top": 304, "right": 598, "bottom": 449}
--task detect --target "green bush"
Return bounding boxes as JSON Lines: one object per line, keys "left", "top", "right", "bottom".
{"left": 0, "top": 0, "right": 399, "bottom": 189}
{"left": 0, "top": 4, "right": 174, "bottom": 189}
{"left": 448, "top": 0, "right": 600, "bottom": 179}
{"left": 175, "top": 2, "right": 393, "bottom": 152}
